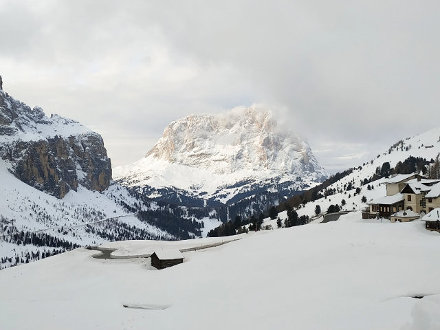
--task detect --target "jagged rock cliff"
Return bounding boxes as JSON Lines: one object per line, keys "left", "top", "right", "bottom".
{"left": 115, "top": 106, "right": 327, "bottom": 215}
{"left": 146, "top": 107, "right": 322, "bottom": 175}
{"left": 0, "top": 77, "right": 111, "bottom": 198}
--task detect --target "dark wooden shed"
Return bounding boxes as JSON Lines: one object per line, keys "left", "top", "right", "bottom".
{"left": 151, "top": 249, "right": 184, "bottom": 269}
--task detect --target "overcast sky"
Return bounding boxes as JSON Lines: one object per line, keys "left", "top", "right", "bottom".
{"left": 1, "top": 0, "right": 439, "bottom": 171}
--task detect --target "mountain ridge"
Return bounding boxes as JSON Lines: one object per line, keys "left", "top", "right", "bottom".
{"left": 115, "top": 105, "right": 327, "bottom": 208}
{"left": 0, "top": 83, "right": 111, "bottom": 198}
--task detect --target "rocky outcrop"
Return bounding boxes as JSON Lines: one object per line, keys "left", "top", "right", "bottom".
{"left": 143, "top": 106, "right": 325, "bottom": 178}
{"left": 115, "top": 106, "right": 327, "bottom": 206}
{"left": 0, "top": 77, "right": 111, "bottom": 198}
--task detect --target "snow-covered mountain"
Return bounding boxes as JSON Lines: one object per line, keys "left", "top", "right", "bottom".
{"left": 0, "top": 81, "right": 112, "bottom": 198}
{"left": 0, "top": 76, "right": 211, "bottom": 269}
{"left": 115, "top": 106, "right": 326, "bottom": 219}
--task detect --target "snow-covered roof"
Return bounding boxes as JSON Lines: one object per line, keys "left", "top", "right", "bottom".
{"left": 401, "top": 182, "right": 431, "bottom": 194}
{"left": 420, "top": 179, "right": 440, "bottom": 185}
{"left": 385, "top": 173, "right": 417, "bottom": 184}
{"left": 421, "top": 208, "right": 440, "bottom": 221}
{"left": 391, "top": 210, "right": 420, "bottom": 218}
{"left": 368, "top": 193, "right": 404, "bottom": 205}
{"left": 406, "top": 178, "right": 440, "bottom": 186}
{"left": 426, "top": 182, "right": 440, "bottom": 198}
{"left": 152, "top": 249, "right": 184, "bottom": 260}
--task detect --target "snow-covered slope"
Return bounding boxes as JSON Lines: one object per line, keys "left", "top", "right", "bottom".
{"left": 0, "top": 77, "right": 204, "bottom": 269}
{"left": 1, "top": 213, "right": 439, "bottom": 329}
{"left": 281, "top": 127, "right": 440, "bottom": 221}
{"left": 115, "top": 106, "right": 326, "bottom": 217}
{"left": 0, "top": 158, "right": 175, "bottom": 269}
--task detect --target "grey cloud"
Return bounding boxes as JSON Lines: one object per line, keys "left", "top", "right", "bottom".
{"left": 1, "top": 0, "right": 439, "bottom": 169}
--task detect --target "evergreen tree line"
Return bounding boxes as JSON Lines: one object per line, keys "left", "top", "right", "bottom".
{"left": 207, "top": 215, "right": 250, "bottom": 237}
{"left": 207, "top": 204, "right": 310, "bottom": 237}
{"left": 0, "top": 248, "right": 65, "bottom": 269}
{"left": 137, "top": 210, "right": 202, "bottom": 239}
{"left": 3, "top": 227, "right": 80, "bottom": 250}
{"left": 428, "top": 154, "right": 440, "bottom": 179}
{"left": 279, "top": 169, "right": 354, "bottom": 211}
{"left": 84, "top": 221, "right": 161, "bottom": 241}
{"left": 283, "top": 207, "right": 309, "bottom": 227}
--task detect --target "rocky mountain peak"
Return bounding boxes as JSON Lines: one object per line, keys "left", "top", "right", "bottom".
{"left": 0, "top": 78, "right": 112, "bottom": 198}
{"left": 115, "top": 105, "right": 326, "bottom": 210}
{"left": 146, "top": 105, "right": 323, "bottom": 176}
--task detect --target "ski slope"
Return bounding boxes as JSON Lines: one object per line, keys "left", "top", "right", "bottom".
{"left": 1, "top": 213, "right": 439, "bottom": 330}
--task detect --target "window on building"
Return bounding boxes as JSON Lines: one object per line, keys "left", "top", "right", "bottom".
{"left": 407, "top": 195, "right": 412, "bottom": 201}
{"left": 428, "top": 198, "right": 432, "bottom": 203}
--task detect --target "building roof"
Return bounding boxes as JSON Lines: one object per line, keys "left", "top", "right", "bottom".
{"left": 421, "top": 208, "right": 440, "bottom": 221}
{"left": 420, "top": 179, "right": 440, "bottom": 186}
{"left": 426, "top": 182, "right": 440, "bottom": 198}
{"left": 385, "top": 173, "right": 417, "bottom": 184}
{"left": 391, "top": 210, "right": 420, "bottom": 218}
{"left": 401, "top": 182, "right": 431, "bottom": 194}
{"left": 368, "top": 193, "right": 404, "bottom": 205}
{"left": 152, "top": 249, "right": 184, "bottom": 260}
{"left": 406, "top": 178, "right": 440, "bottom": 186}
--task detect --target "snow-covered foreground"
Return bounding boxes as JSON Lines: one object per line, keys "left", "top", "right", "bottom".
{"left": 1, "top": 213, "right": 440, "bottom": 330}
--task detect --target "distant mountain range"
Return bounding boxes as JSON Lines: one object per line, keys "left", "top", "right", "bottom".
{"left": 3, "top": 74, "right": 438, "bottom": 270}
{"left": 0, "top": 77, "right": 327, "bottom": 269}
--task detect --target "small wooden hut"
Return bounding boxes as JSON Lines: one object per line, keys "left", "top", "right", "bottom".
{"left": 151, "top": 249, "right": 184, "bottom": 269}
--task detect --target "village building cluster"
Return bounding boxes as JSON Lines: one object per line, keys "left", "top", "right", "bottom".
{"left": 363, "top": 173, "right": 440, "bottom": 231}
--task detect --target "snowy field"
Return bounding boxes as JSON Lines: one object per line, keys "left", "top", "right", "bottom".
{"left": 1, "top": 212, "right": 439, "bottom": 330}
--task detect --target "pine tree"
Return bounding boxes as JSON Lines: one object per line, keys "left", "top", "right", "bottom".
{"left": 287, "top": 209, "right": 298, "bottom": 227}
{"left": 277, "top": 217, "right": 282, "bottom": 228}
{"left": 257, "top": 213, "right": 264, "bottom": 231}
{"left": 315, "top": 205, "right": 321, "bottom": 216}
{"left": 429, "top": 154, "right": 440, "bottom": 179}
{"left": 269, "top": 206, "right": 278, "bottom": 220}
{"left": 233, "top": 215, "right": 242, "bottom": 229}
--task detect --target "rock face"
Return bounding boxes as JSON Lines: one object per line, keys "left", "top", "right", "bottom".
{"left": 146, "top": 106, "right": 322, "bottom": 176}
{"left": 115, "top": 106, "right": 327, "bottom": 217}
{"left": 0, "top": 79, "right": 111, "bottom": 198}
